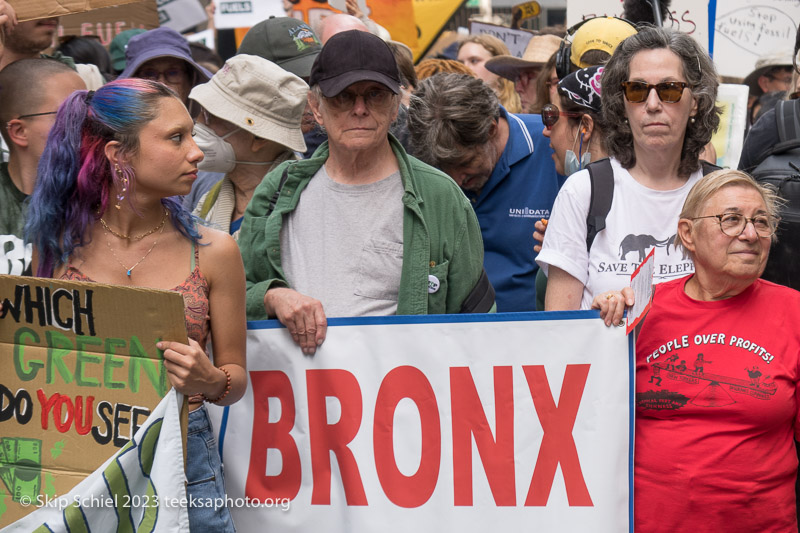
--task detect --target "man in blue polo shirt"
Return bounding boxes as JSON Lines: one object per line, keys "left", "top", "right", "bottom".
{"left": 407, "top": 73, "right": 564, "bottom": 312}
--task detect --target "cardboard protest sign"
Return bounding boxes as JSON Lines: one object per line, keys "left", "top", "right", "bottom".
{"left": 469, "top": 21, "right": 534, "bottom": 58}
{"left": 209, "top": 312, "right": 633, "bottom": 532}
{"left": 1, "top": 390, "right": 189, "bottom": 532}
{"left": 57, "top": 1, "right": 159, "bottom": 45}
{"left": 0, "top": 275, "right": 186, "bottom": 527}
{"left": 9, "top": 0, "right": 142, "bottom": 22}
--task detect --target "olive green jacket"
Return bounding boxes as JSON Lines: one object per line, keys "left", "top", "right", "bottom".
{"left": 238, "top": 136, "right": 489, "bottom": 320}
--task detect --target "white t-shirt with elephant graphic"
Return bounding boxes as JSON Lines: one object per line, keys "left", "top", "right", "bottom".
{"left": 537, "top": 157, "right": 702, "bottom": 310}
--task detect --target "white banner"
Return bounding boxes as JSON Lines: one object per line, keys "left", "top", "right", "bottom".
{"left": 213, "top": 0, "right": 284, "bottom": 30}
{"left": 1, "top": 390, "right": 189, "bottom": 533}
{"left": 209, "top": 312, "right": 633, "bottom": 533}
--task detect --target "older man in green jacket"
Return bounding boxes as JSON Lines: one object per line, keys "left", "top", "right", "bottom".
{"left": 238, "top": 30, "right": 492, "bottom": 355}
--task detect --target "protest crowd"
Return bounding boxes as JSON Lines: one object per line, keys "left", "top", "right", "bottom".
{"left": 1, "top": 0, "right": 800, "bottom": 530}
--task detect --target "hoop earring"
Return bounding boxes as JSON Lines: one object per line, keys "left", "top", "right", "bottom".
{"left": 115, "top": 163, "right": 129, "bottom": 209}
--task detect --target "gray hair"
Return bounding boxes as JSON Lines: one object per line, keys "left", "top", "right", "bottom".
{"left": 406, "top": 73, "right": 501, "bottom": 168}
{"left": 601, "top": 27, "right": 721, "bottom": 177}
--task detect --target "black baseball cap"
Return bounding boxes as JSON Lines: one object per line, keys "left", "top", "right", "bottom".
{"left": 309, "top": 30, "right": 401, "bottom": 97}
{"left": 237, "top": 16, "right": 321, "bottom": 79}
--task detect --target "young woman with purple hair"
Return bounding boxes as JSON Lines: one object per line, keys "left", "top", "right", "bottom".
{"left": 25, "top": 78, "right": 245, "bottom": 531}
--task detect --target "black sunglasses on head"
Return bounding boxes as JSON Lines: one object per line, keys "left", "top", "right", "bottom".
{"left": 621, "top": 81, "right": 690, "bottom": 103}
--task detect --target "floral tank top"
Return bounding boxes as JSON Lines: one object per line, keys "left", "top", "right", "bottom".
{"left": 60, "top": 243, "right": 211, "bottom": 348}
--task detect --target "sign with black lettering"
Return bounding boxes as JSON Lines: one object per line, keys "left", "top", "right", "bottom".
{"left": 214, "top": 0, "right": 283, "bottom": 30}
{"left": 469, "top": 21, "right": 534, "bottom": 58}
{"left": 0, "top": 275, "right": 186, "bottom": 527}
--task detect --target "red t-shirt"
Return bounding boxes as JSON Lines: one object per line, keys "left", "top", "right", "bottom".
{"left": 636, "top": 276, "right": 800, "bottom": 532}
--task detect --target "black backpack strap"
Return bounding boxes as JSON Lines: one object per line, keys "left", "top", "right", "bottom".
{"left": 776, "top": 100, "right": 800, "bottom": 143}
{"left": 585, "top": 158, "right": 614, "bottom": 253}
{"left": 265, "top": 166, "right": 291, "bottom": 218}
{"left": 460, "top": 267, "right": 495, "bottom": 313}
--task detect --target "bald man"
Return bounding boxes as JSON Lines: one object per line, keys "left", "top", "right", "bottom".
{"left": 0, "top": 59, "right": 86, "bottom": 274}
{"left": 318, "top": 13, "right": 369, "bottom": 43}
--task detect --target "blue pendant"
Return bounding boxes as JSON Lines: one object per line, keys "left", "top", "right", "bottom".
{"left": 127, "top": 269, "right": 132, "bottom": 277}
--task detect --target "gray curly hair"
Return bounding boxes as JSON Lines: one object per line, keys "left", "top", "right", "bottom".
{"left": 601, "top": 27, "right": 721, "bottom": 177}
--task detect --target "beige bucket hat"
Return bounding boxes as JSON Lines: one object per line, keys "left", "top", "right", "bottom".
{"left": 189, "top": 54, "right": 309, "bottom": 153}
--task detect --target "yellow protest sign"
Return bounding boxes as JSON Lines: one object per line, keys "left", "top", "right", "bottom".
{"left": 413, "top": 0, "right": 466, "bottom": 60}
{"left": 512, "top": 0, "right": 540, "bottom": 26}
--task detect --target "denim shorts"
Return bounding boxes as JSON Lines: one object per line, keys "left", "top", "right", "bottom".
{"left": 186, "top": 405, "right": 236, "bottom": 532}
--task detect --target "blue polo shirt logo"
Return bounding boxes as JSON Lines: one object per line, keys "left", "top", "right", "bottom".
{"left": 508, "top": 208, "right": 550, "bottom": 218}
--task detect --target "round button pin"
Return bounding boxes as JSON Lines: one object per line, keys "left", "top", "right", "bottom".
{"left": 428, "top": 275, "right": 440, "bottom": 294}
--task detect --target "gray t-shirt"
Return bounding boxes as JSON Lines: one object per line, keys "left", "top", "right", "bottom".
{"left": 280, "top": 165, "right": 404, "bottom": 317}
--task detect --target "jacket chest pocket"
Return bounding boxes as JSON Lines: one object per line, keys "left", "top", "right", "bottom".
{"left": 354, "top": 239, "right": 404, "bottom": 301}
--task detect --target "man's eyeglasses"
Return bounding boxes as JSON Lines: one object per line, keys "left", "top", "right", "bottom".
{"left": 691, "top": 212, "right": 780, "bottom": 238}
{"left": 6, "top": 111, "right": 58, "bottom": 129}
{"left": 325, "top": 88, "right": 394, "bottom": 111}
{"left": 621, "top": 81, "right": 690, "bottom": 103}
{"left": 138, "top": 67, "right": 188, "bottom": 84}
{"left": 17, "top": 111, "right": 58, "bottom": 120}
{"left": 541, "top": 103, "right": 583, "bottom": 130}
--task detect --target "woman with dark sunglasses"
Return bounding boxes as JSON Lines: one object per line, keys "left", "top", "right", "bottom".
{"left": 537, "top": 26, "right": 720, "bottom": 321}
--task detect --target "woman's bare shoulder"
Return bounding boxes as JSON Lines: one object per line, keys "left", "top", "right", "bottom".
{"left": 196, "top": 227, "right": 244, "bottom": 278}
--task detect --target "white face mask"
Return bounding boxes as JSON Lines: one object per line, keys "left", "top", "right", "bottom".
{"left": 564, "top": 149, "right": 591, "bottom": 176}
{"left": 564, "top": 124, "right": 591, "bottom": 176}
{"left": 194, "top": 122, "right": 280, "bottom": 174}
{"left": 194, "top": 122, "right": 239, "bottom": 173}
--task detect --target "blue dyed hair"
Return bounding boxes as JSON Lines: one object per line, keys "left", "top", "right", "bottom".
{"left": 25, "top": 78, "right": 202, "bottom": 277}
